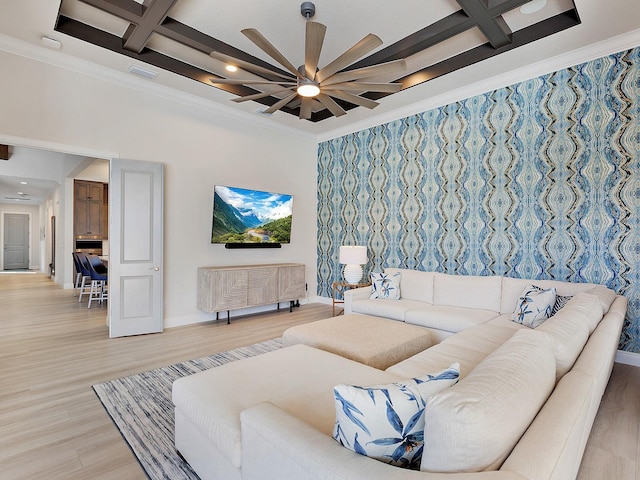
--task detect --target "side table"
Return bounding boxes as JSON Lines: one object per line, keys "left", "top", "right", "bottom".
{"left": 331, "top": 281, "right": 371, "bottom": 316}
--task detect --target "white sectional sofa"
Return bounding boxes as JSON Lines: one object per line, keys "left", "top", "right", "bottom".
{"left": 172, "top": 268, "right": 627, "bottom": 480}
{"left": 345, "top": 268, "right": 618, "bottom": 342}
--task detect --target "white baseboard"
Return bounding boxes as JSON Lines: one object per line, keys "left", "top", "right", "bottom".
{"left": 615, "top": 350, "right": 640, "bottom": 367}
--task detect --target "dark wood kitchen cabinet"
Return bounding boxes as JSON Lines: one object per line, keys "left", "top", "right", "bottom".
{"left": 74, "top": 180, "right": 104, "bottom": 238}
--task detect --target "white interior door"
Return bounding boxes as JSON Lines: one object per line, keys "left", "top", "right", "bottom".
{"left": 108, "top": 159, "right": 164, "bottom": 338}
{"left": 3, "top": 213, "right": 29, "bottom": 270}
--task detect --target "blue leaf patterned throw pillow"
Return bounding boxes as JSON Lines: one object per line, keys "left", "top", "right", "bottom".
{"left": 333, "top": 363, "right": 460, "bottom": 470}
{"left": 511, "top": 284, "right": 557, "bottom": 328}
{"left": 369, "top": 272, "right": 401, "bottom": 300}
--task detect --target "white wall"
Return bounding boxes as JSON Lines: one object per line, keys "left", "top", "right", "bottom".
{"left": 0, "top": 49, "right": 318, "bottom": 328}
{"left": 76, "top": 159, "right": 109, "bottom": 183}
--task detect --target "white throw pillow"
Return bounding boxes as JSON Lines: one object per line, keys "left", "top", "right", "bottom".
{"left": 333, "top": 364, "right": 459, "bottom": 470}
{"left": 511, "top": 284, "right": 557, "bottom": 328}
{"left": 369, "top": 272, "right": 401, "bottom": 300}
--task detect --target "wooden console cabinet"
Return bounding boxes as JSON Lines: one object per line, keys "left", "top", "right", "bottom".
{"left": 197, "top": 263, "right": 305, "bottom": 322}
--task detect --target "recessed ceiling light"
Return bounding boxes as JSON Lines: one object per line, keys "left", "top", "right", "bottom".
{"left": 225, "top": 65, "right": 238, "bottom": 73}
{"left": 20, "top": 181, "right": 27, "bottom": 185}
{"left": 17, "top": 191, "right": 24, "bottom": 195}
{"left": 520, "top": 0, "right": 547, "bottom": 14}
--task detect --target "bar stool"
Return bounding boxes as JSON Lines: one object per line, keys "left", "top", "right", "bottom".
{"left": 72, "top": 252, "right": 90, "bottom": 297}
{"left": 85, "top": 254, "right": 108, "bottom": 308}
{"left": 76, "top": 253, "right": 94, "bottom": 303}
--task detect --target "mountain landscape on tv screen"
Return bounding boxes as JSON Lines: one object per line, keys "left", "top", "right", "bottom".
{"left": 211, "top": 187, "right": 292, "bottom": 244}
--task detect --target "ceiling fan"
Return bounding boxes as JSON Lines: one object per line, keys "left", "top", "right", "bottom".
{"left": 209, "top": 2, "right": 406, "bottom": 120}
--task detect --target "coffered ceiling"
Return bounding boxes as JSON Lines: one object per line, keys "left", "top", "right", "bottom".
{"left": 0, "top": 1, "right": 639, "bottom": 136}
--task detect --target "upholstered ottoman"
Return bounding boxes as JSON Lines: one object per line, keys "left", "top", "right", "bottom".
{"left": 282, "top": 313, "right": 434, "bottom": 370}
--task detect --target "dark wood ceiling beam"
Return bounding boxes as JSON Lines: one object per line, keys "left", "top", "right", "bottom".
{"left": 0, "top": 145, "right": 9, "bottom": 160}
{"left": 364, "top": 10, "right": 580, "bottom": 100}
{"left": 157, "top": 19, "right": 292, "bottom": 81}
{"left": 456, "top": 0, "right": 512, "bottom": 48}
{"left": 55, "top": 16, "right": 270, "bottom": 100}
{"left": 122, "top": 0, "right": 177, "bottom": 53}
{"left": 58, "top": 0, "right": 581, "bottom": 123}
{"left": 348, "top": 0, "right": 531, "bottom": 70}
{"left": 348, "top": 12, "right": 476, "bottom": 69}
{"left": 76, "top": 0, "right": 291, "bottom": 81}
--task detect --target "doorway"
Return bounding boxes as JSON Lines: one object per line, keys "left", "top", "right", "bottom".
{"left": 3, "top": 213, "right": 29, "bottom": 270}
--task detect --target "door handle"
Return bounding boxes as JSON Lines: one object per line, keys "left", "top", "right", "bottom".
{"left": 152, "top": 267, "right": 160, "bottom": 271}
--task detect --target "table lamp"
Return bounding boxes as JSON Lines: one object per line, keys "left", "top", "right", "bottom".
{"left": 339, "top": 246, "right": 367, "bottom": 284}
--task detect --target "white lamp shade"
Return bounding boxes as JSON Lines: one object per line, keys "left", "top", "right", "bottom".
{"left": 339, "top": 246, "right": 367, "bottom": 265}
{"left": 339, "top": 246, "right": 367, "bottom": 284}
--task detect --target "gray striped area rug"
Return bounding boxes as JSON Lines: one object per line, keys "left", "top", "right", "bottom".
{"left": 93, "top": 338, "right": 283, "bottom": 480}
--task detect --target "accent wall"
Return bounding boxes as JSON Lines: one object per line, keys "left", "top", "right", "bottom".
{"left": 317, "top": 46, "right": 640, "bottom": 352}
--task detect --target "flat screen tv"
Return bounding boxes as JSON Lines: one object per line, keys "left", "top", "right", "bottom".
{"left": 211, "top": 185, "right": 293, "bottom": 244}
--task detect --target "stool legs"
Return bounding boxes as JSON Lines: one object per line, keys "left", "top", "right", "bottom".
{"left": 88, "top": 280, "right": 108, "bottom": 308}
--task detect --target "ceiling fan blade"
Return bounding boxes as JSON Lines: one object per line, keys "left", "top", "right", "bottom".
{"left": 321, "top": 82, "right": 403, "bottom": 93}
{"left": 321, "top": 59, "right": 406, "bottom": 86}
{"left": 305, "top": 22, "right": 326, "bottom": 79}
{"left": 210, "top": 51, "right": 293, "bottom": 81}
{"left": 242, "top": 28, "right": 304, "bottom": 79}
{"left": 210, "top": 78, "right": 296, "bottom": 86}
{"left": 300, "top": 97, "right": 313, "bottom": 119}
{"left": 263, "top": 91, "right": 299, "bottom": 114}
{"left": 232, "top": 88, "right": 296, "bottom": 103}
{"left": 316, "top": 93, "right": 346, "bottom": 117}
{"left": 324, "top": 90, "right": 379, "bottom": 110}
{"left": 315, "top": 33, "right": 382, "bottom": 83}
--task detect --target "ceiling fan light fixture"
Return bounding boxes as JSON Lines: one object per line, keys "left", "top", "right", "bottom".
{"left": 297, "top": 81, "right": 320, "bottom": 97}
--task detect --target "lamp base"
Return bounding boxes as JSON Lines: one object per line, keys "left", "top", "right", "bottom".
{"left": 343, "top": 264, "right": 363, "bottom": 284}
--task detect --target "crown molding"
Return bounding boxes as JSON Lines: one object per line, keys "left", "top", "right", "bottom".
{"left": 0, "top": 33, "right": 317, "bottom": 142}
{"left": 318, "top": 28, "right": 640, "bottom": 142}
{"left": 0, "top": 133, "right": 120, "bottom": 160}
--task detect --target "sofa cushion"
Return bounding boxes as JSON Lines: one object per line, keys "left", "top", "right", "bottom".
{"left": 386, "top": 322, "right": 520, "bottom": 379}
{"left": 405, "top": 305, "right": 498, "bottom": 332}
{"left": 420, "top": 329, "right": 556, "bottom": 473}
{"left": 172, "top": 345, "right": 401, "bottom": 469}
{"left": 350, "top": 298, "right": 427, "bottom": 321}
{"left": 385, "top": 268, "right": 435, "bottom": 303}
{"left": 586, "top": 285, "right": 617, "bottom": 314}
{"left": 511, "top": 285, "right": 557, "bottom": 328}
{"left": 369, "top": 272, "right": 401, "bottom": 300}
{"left": 433, "top": 272, "right": 503, "bottom": 312}
{"left": 333, "top": 364, "right": 460, "bottom": 470}
{"left": 536, "top": 295, "right": 595, "bottom": 380}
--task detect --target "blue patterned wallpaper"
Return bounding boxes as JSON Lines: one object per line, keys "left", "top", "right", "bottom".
{"left": 317, "top": 47, "right": 640, "bottom": 352}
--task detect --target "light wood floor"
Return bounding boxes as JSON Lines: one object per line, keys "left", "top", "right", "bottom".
{"left": 0, "top": 274, "right": 638, "bottom": 479}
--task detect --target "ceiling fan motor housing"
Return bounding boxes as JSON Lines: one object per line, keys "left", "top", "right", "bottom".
{"left": 300, "top": 2, "right": 316, "bottom": 19}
